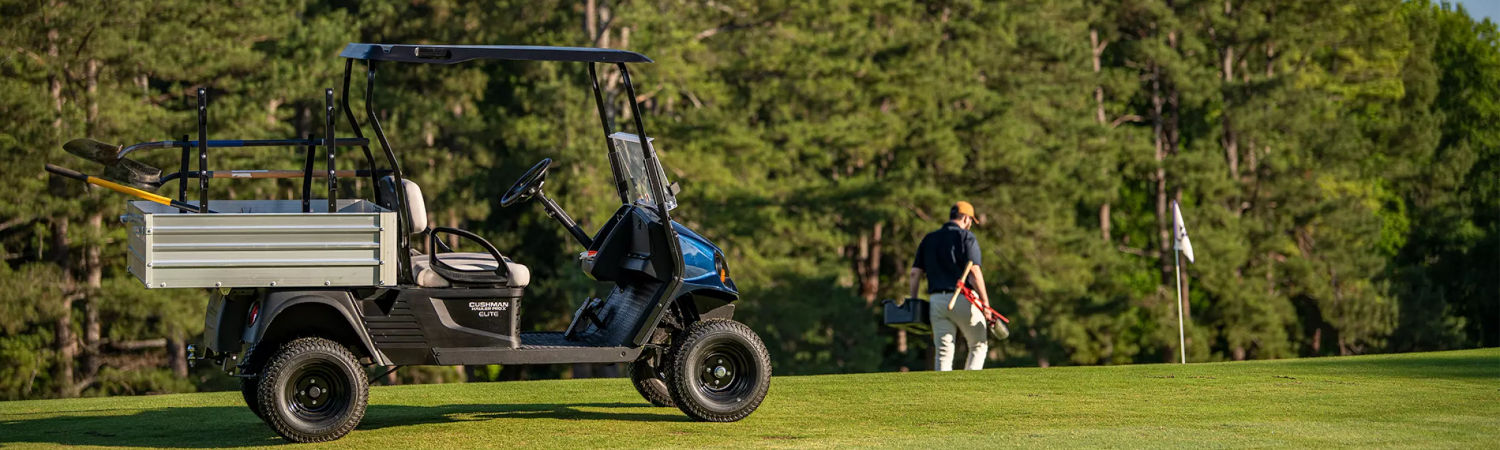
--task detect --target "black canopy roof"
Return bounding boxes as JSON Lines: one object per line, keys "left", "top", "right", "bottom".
{"left": 339, "top": 44, "right": 652, "bottom": 64}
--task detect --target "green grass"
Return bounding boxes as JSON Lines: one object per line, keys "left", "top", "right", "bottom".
{"left": 1, "top": 348, "right": 1496, "bottom": 448}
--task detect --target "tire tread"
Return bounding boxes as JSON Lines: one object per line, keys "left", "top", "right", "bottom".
{"left": 256, "top": 337, "right": 368, "bottom": 443}
{"left": 665, "top": 319, "right": 771, "bottom": 422}
{"left": 628, "top": 356, "right": 676, "bottom": 407}
{"left": 240, "top": 376, "right": 264, "bottom": 420}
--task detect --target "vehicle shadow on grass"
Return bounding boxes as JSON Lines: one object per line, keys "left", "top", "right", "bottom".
{"left": 360, "top": 401, "right": 690, "bottom": 430}
{"left": 0, "top": 406, "right": 277, "bottom": 448}
{"left": 0, "top": 401, "right": 681, "bottom": 447}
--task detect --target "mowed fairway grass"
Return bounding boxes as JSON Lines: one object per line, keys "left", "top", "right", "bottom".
{"left": 0, "top": 348, "right": 1495, "bottom": 448}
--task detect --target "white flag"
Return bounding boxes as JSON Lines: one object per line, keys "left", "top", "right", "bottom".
{"left": 1172, "top": 200, "right": 1195, "bottom": 263}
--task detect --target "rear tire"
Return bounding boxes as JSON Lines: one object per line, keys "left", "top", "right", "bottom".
{"left": 257, "top": 337, "right": 368, "bottom": 443}
{"left": 628, "top": 351, "right": 675, "bottom": 407}
{"left": 240, "top": 376, "right": 264, "bottom": 419}
{"left": 240, "top": 347, "right": 267, "bottom": 420}
{"left": 665, "top": 319, "right": 771, "bottom": 422}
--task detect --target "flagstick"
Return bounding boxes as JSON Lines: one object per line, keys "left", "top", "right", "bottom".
{"left": 1174, "top": 248, "right": 1186, "bottom": 364}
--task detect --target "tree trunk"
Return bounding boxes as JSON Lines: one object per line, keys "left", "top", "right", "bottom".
{"left": 1090, "top": 29, "right": 1108, "bottom": 124}
{"left": 79, "top": 214, "right": 102, "bottom": 391}
{"left": 53, "top": 315, "right": 75, "bottom": 397}
{"left": 52, "top": 218, "right": 75, "bottom": 397}
{"left": 167, "top": 335, "right": 189, "bottom": 378}
{"left": 1311, "top": 327, "right": 1322, "bottom": 354}
{"left": 1151, "top": 63, "right": 1172, "bottom": 286}
{"left": 1222, "top": 103, "right": 1238, "bottom": 179}
{"left": 1099, "top": 203, "right": 1111, "bottom": 242}
{"left": 86, "top": 59, "right": 98, "bottom": 128}
{"left": 1155, "top": 30, "right": 1183, "bottom": 289}
{"left": 78, "top": 60, "right": 103, "bottom": 392}
{"left": 853, "top": 221, "right": 884, "bottom": 306}
{"left": 585, "top": 0, "right": 597, "bottom": 43}
{"left": 1091, "top": 29, "right": 1112, "bottom": 243}
{"left": 47, "top": 33, "right": 61, "bottom": 130}
{"left": 1221, "top": 1, "right": 1240, "bottom": 181}
{"left": 47, "top": 11, "right": 74, "bottom": 396}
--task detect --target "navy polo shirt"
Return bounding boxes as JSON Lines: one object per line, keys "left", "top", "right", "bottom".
{"left": 913, "top": 222, "right": 982, "bottom": 294}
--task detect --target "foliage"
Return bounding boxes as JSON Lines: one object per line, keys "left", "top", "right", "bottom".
{"left": 0, "top": 0, "right": 1497, "bottom": 399}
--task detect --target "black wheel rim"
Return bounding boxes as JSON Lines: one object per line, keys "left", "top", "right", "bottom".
{"left": 696, "top": 341, "right": 753, "bottom": 402}
{"left": 283, "top": 359, "right": 350, "bottom": 423}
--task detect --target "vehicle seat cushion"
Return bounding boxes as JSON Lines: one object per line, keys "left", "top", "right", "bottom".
{"left": 412, "top": 252, "right": 530, "bottom": 288}
{"left": 379, "top": 176, "right": 428, "bottom": 233}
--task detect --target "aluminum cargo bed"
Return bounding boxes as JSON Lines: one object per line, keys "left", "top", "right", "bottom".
{"left": 124, "top": 199, "right": 398, "bottom": 289}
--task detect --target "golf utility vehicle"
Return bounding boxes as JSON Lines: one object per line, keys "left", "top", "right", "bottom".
{"left": 58, "top": 44, "right": 769, "bottom": 443}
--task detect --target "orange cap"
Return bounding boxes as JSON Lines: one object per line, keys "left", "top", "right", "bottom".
{"left": 954, "top": 201, "right": 975, "bottom": 218}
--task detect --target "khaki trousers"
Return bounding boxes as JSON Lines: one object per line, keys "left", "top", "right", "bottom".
{"left": 929, "top": 292, "right": 988, "bottom": 371}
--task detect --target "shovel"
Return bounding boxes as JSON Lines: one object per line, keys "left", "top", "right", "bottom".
{"left": 63, "top": 138, "right": 163, "bottom": 190}
{"left": 46, "top": 164, "right": 214, "bottom": 213}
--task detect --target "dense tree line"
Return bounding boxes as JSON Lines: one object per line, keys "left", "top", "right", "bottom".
{"left": 0, "top": 0, "right": 1494, "bottom": 399}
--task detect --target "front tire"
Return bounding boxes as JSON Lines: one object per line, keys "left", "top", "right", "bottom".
{"left": 628, "top": 350, "right": 675, "bottom": 407}
{"left": 665, "top": 319, "right": 771, "bottom": 422}
{"left": 257, "top": 337, "right": 368, "bottom": 443}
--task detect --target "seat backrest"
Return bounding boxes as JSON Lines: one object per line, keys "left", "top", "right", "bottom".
{"left": 377, "top": 176, "right": 428, "bottom": 234}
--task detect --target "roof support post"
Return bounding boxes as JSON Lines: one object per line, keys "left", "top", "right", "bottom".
{"left": 590, "top": 63, "right": 628, "bottom": 204}
{"left": 342, "top": 59, "right": 380, "bottom": 195}
{"left": 364, "top": 61, "right": 414, "bottom": 284}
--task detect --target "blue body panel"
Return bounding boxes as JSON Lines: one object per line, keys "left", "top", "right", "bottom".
{"left": 673, "top": 222, "right": 738, "bottom": 298}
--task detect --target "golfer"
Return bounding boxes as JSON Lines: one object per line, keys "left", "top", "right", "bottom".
{"left": 907, "top": 201, "right": 992, "bottom": 371}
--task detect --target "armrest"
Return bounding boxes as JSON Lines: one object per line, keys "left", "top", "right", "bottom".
{"left": 432, "top": 233, "right": 454, "bottom": 253}
{"left": 428, "top": 226, "right": 511, "bottom": 282}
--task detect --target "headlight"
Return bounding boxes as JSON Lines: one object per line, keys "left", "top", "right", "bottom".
{"left": 715, "top": 253, "right": 729, "bottom": 283}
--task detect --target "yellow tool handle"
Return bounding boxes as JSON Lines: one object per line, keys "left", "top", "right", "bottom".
{"left": 948, "top": 261, "right": 974, "bottom": 310}
{"left": 87, "top": 175, "right": 173, "bottom": 205}
{"left": 46, "top": 163, "right": 210, "bottom": 213}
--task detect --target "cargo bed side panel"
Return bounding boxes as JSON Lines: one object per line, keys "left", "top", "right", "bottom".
{"left": 127, "top": 200, "right": 397, "bottom": 288}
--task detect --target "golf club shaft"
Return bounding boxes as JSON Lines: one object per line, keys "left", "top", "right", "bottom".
{"left": 46, "top": 164, "right": 213, "bottom": 213}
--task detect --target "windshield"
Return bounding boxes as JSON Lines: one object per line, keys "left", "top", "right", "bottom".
{"left": 608, "top": 132, "right": 676, "bottom": 211}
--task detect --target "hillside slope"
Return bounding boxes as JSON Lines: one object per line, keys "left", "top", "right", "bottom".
{"left": 2, "top": 348, "right": 1496, "bottom": 448}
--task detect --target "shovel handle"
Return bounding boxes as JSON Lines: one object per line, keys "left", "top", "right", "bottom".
{"left": 44, "top": 163, "right": 87, "bottom": 181}
{"left": 47, "top": 164, "right": 212, "bottom": 213}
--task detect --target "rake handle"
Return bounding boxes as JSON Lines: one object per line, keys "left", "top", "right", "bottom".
{"left": 948, "top": 261, "right": 975, "bottom": 311}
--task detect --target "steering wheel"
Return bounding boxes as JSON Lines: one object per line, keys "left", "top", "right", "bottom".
{"left": 500, "top": 158, "right": 553, "bottom": 207}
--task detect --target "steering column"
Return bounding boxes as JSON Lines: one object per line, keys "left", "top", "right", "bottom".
{"left": 501, "top": 158, "right": 592, "bottom": 249}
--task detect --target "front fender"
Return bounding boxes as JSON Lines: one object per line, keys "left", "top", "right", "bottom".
{"left": 674, "top": 222, "right": 738, "bottom": 297}
{"left": 678, "top": 287, "right": 736, "bottom": 320}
